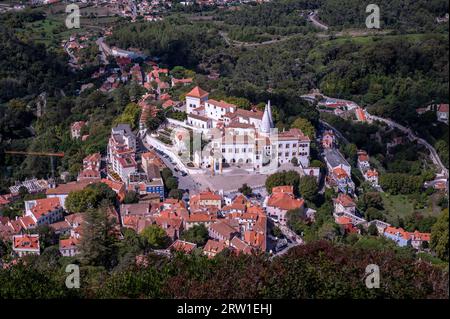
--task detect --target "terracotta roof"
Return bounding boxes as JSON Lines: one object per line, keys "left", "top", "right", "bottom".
{"left": 355, "top": 107, "right": 367, "bottom": 121}
{"left": 334, "top": 193, "right": 356, "bottom": 207}
{"left": 365, "top": 169, "right": 379, "bottom": 178}
{"left": 332, "top": 167, "right": 348, "bottom": 179}
{"left": 207, "top": 99, "right": 236, "bottom": 109}
{"left": 335, "top": 216, "right": 352, "bottom": 225}
{"left": 186, "top": 86, "right": 209, "bottom": 99}
{"left": 410, "top": 231, "right": 431, "bottom": 241}
{"left": 78, "top": 169, "right": 101, "bottom": 179}
{"left": 243, "top": 229, "right": 265, "bottom": 250}
{"left": 267, "top": 192, "right": 304, "bottom": 211}
{"left": 358, "top": 152, "right": 369, "bottom": 162}
{"left": 13, "top": 234, "right": 40, "bottom": 251}
{"left": 224, "top": 108, "right": 263, "bottom": 121}
{"left": 46, "top": 180, "right": 98, "bottom": 195}
{"left": 83, "top": 152, "right": 101, "bottom": 163}
{"left": 191, "top": 191, "right": 222, "bottom": 202}
{"left": 172, "top": 78, "right": 193, "bottom": 85}
{"left": 29, "top": 197, "right": 61, "bottom": 219}
{"left": 19, "top": 216, "right": 37, "bottom": 230}
{"left": 0, "top": 224, "right": 14, "bottom": 241}
{"left": 437, "top": 104, "right": 449, "bottom": 113}
{"left": 384, "top": 226, "right": 411, "bottom": 240}
{"left": 188, "top": 113, "right": 210, "bottom": 122}
{"left": 278, "top": 128, "right": 310, "bottom": 142}
{"left": 49, "top": 220, "right": 71, "bottom": 231}
{"left": 65, "top": 213, "right": 85, "bottom": 226}
{"left": 230, "top": 237, "right": 253, "bottom": 255}
{"left": 203, "top": 239, "right": 227, "bottom": 254}
{"left": 209, "top": 221, "right": 238, "bottom": 240}
{"left": 0, "top": 195, "right": 11, "bottom": 205}
{"left": 101, "top": 178, "right": 125, "bottom": 193}
{"left": 162, "top": 99, "right": 176, "bottom": 109}
{"left": 272, "top": 185, "right": 294, "bottom": 194}
{"left": 169, "top": 240, "right": 197, "bottom": 253}
{"left": 187, "top": 213, "right": 217, "bottom": 223}
{"left": 59, "top": 237, "right": 79, "bottom": 249}
{"left": 71, "top": 121, "right": 86, "bottom": 131}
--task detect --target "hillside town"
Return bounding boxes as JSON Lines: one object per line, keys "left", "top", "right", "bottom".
{"left": 0, "top": 0, "right": 448, "bottom": 302}
{"left": 0, "top": 48, "right": 442, "bottom": 263}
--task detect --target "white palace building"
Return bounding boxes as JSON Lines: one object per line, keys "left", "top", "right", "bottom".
{"left": 182, "top": 86, "right": 311, "bottom": 174}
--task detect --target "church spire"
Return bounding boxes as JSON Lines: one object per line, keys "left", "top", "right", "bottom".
{"left": 267, "top": 100, "right": 274, "bottom": 127}
{"left": 261, "top": 100, "right": 274, "bottom": 134}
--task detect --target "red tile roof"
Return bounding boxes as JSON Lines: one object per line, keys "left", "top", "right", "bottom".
{"left": 272, "top": 185, "right": 294, "bottom": 194}
{"left": 384, "top": 226, "right": 411, "bottom": 240}
{"left": 13, "top": 234, "right": 40, "bottom": 251}
{"left": 19, "top": 216, "right": 37, "bottom": 230}
{"left": 186, "top": 86, "right": 209, "bottom": 99}
{"left": 365, "top": 169, "right": 379, "bottom": 178}
{"left": 410, "top": 231, "right": 431, "bottom": 241}
{"left": 59, "top": 237, "right": 79, "bottom": 249}
{"left": 169, "top": 240, "right": 197, "bottom": 253}
{"left": 332, "top": 167, "right": 348, "bottom": 179}
{"left": 207, "top": 99, "right": 236, "bottom": 109}
{"left": 209, "top": 220, "right": 238, "bottom": 240}
{"left": 334, "top": 193, "right": 356, "bottom": 207}
{"left": 29, "top": 197, "right": 61, "bottom": 219}
{"left": 355, "top": 107, "right": 367, "bottom": 122}
{"left": 203, "top": 239, "right": 227, "bottom": 255}
{"left": 335, "top": 216, "right": 352, "bottom": 225}
{"left": 437, "top": 104, "right": 449, "bottom": 113}
{"left": 46, "top": 180, "right": 99, "bottom": 195}
{"left": 267, "top": 192, "right": 304, "bottom": 211}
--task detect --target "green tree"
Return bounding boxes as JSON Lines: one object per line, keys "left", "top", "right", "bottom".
{"left": 180, "top": 224, "right": 209, "bottom": 246}
{"left": 65, "top": 182, "right": 117, "bottom": 213}
{"left": 367, "top": 223, "right": 379, "bottom": 236}
{"left": 79, "top": 207, "right": 119, "bottom": 268}
{"left": 113, "top": 102, "right": 141, "bottom": 130}
{"left": 430, "top": 209, "right": 449, "bottom": 261}
{"left": 165, "top": 176, "right": 179, "bottom": 191}
{"left": 291, "top": 118, "right": 315, "bottom": 139}
{"left": 365, "top": 207, "right": 384, "bottom": 221}
{"left": 141, "top": 224, "right": 170, "bottom": 249}
{"left": 168, "top": 189, "right": 184, "bottom": 200}
{"left": 298, "top": 175, "right": 318, "bottom": 202}
{"left": 124, "top": 190, "right": 139, "bottom": 204}
{"left": 238, "top": 183, "right": 252, "bottom": 196}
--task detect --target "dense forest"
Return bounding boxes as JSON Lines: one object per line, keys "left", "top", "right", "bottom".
{"left": 0, "top": 239, "right": 447, "bottom": 299}
{"left": 319, "top": 0, "right": 449, "bottom": 32}
{"left": 0, "top": 28, "right": 73, "bottom": 103}
{"left": 108, "top": 16, "right": 224, "bottom": 68}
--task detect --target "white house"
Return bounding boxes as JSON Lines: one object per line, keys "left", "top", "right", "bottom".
{"left": 185, "top": 86, "right": 209, "bottom": 114}
{"left": 12, "top": 234, "right": 40, "bottom": 257}
{"left": 24, "top": 197, "right": 64, "bottom": 226}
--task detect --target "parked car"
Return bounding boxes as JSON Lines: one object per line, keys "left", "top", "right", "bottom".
{"left": 180, "top": 171, "right": 187, "bottom": 176}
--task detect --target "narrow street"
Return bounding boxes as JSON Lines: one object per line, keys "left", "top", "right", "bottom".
{"left": 139, "top": 134, "right": 200, "bottom": 192}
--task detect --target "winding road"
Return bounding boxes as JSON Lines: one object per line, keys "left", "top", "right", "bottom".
{"left": 368, "top": 114, "right": 449, "bottom": 178}
{"left": 315, "top": 93, "right": 448, "bottom": 178}
{"left": 308, "top": 10, "right": 329, "bottom": 31}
